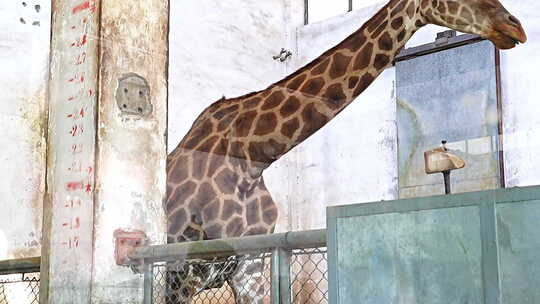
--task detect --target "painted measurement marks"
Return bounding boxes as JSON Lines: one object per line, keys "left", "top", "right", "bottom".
{"left": 58, "top": 0, "right": 97, "bottom": 252}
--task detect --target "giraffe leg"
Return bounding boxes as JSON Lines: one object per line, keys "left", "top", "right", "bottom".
{"left": 228, "top": 256, "right": 267, "bottom": 304}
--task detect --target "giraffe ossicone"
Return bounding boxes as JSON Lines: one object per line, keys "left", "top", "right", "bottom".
{"left": 165, "top": 0, "right": 526, "bottom": 302}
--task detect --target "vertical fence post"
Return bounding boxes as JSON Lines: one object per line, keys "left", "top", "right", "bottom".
{"left": 271, "top": 248, "right": 292, "bottom": 304}
{"left": 279, "top": 249, "right": 292, "bottom": 304}
{"left": 271, "top": 248, "right": 281, "bottom": 304}
{"left": 143, "top": 262, "right": 153, "bottom": 304}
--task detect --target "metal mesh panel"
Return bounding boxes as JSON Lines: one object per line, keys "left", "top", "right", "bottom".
{"left": 151, "top": 248, "right": 328, "bottom": 304}
{"left": 290, "top": 248, "right": 328, "bottom": 304}
{"left": 153, "top": 253, "right": 272, "bottom": 304}
{"left": 0, "top": 273, "right": 40, "bottom": 304}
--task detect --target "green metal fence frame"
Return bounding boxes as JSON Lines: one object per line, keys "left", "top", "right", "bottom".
{"left": 128, "top": 229, "right": 327, "bottom": 304}
{"left": 0, "top": 257, "right": 40, "bottom": 276}
{"left": 326, "top": 185, "right": 540, "bottom": 304}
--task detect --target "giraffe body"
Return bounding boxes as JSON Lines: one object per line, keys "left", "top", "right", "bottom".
{"left": 165, "top": 0, "right": 526, "bottom": 302}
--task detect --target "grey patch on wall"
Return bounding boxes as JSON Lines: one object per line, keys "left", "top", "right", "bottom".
{"left": 115, "top": 73, "right": 153, "bottom": 118}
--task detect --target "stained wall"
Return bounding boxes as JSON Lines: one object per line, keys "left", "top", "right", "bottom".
{"left": 0, "top": 0, "right": 50, "bottom": 259}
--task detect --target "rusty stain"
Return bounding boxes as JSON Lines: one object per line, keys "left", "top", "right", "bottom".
{"left": 11, "top": 86, "right": 49, "bottom": 257}
{"left": 397, "top": 98, "right": 422, "bottom": 189}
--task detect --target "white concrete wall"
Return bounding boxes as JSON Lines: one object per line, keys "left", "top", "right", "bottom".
{"left": 501, "top": 0, "right": 540, "bottom": 188}
{"left": 0, "top": 0, "right": 50, "bottom": 259}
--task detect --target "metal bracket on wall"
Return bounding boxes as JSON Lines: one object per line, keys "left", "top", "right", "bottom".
{"left": 114, "top": 229, "right": 147, "bottom": 272}
{"left": 273, "top": 48, "right": 292, "bottom": 62}
{"left": 116, "top": 73, "right": 153, "bottom": 118}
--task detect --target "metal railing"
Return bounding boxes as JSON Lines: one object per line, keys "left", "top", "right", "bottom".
{"left": 129, "top": 229, "right": 327, "bottom": 304}
{"left": 0, "top": 257, "right": 40, "bottom": 304}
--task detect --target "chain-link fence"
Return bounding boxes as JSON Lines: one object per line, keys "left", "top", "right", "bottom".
{"left": 138, "top": 230, "right": 328, "bottom": 304}
{"left": 151, "top": 248, "right": 327, "bottom": 304}
{"left": 0, "top": 273, "right": 40, "bottom": 304}
{"left": 290, "top": 248, "right": 328, "bottom": 304}
{"left": 152, "top": 253, "right": 273, "bottom": 304}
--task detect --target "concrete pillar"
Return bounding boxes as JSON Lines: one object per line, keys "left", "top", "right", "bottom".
{"left": 41, "top": 0, "right": 100, "bottom": 303}
{"left": 91, "top": 0, "right": 168, "bottom": 301}
{"left": 41, "top": 0, "right": 168, "bottom": 302}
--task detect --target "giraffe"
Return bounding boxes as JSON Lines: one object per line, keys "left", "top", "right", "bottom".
{"left": 165, "top": 0, "right": 526, "bottom": 302}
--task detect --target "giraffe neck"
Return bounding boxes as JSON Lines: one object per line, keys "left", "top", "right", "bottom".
{"left": 248, "top": 0, "right": 424, "bottom": 166}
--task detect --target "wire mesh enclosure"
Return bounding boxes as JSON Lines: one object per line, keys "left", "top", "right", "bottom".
{"left": 130, "top": 230, "right": 327, "bottom": 304}
{"left": 0, "top": 273, "right": 40, "bottom": 304}
{"left": 150, "top": 248, "right": 327, "bottom": 304}
{"left": 290, "top": 248, "right": 328, "bottom": 304}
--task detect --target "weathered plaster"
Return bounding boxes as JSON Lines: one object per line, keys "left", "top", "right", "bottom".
{"left": 92, "top": 0, "right": 168, "bottom": 302}
{"left": 0, "top": 0, "right": 50, "bottom": 259}
{"left": 500, "top": 0, "right": 540, "bottom": 188}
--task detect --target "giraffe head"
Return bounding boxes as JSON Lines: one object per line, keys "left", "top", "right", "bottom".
{"left": 422, "top": 0, "right": 527, "bottom": 49}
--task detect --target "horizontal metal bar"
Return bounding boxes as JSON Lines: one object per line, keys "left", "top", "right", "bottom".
{"left": 129, "top": 229, "right": 326, "bottom": 262}
{"left": 0, "top": 257, "right": 41, "bottom": 275}
{"left": 395, "top": 33, "right": 484, "bottom": 62}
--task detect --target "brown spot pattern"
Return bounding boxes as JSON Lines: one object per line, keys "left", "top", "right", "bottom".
{"left": 348, "top": 76, "right": 359, "bottom": 89}
{"left": 248, "top": 139, "right": 286, "bottom": 166}
{"left": 215, "top": 168, "right": 239, "bottom": 194}
{"left": 262, "top": 208, "right": 277, "bottom": 225}
{"left": 461, "top": 7, "right": 473, "bottom": 23}
{"left": 254, "top": 112, "right": 278, "bottom": 136}
{"left": 391, "top": 1, "right": 406, "bottom": 17}
{"left": 192, "top": 155, "right": 208, "bottom": 181}
{"left": 213, "top": 104, "right": 239, "bottom": 120}
{"left": 374, "top": 53, "right": 390, "bottom": 70}
{"left": 286, "top": 74, "right": 307, "bottom": 91}
{"left": 244, "top": 97, "right": 262, "bottom": 109}
{"left": 221, "top": 200, "right": 243, "bottom": 220}
{"left": 196, "top": 135, "right": 218, "bottom": 153}
{"left": 447, "top": 1, "right": 459, "bottom": 14}
{"left": 168, "top": 157, "right": 189, "bottom": 184}
{"left": 217, "top": 111, "right": 239, "bottom": 131}
{"left": 202, "top": 201, "right": 221, "bottom": 222}
{"left": 367, "top": 9, "right": 388, "bottom": 32}
{"left": 168, "top": 208, "right": 187, "bottom": 234}
{"left": 391, "top": 17, "right": 403, "bottom": 30}
{"left": 183, "top": 120, "right": 213, "bottom": 150}
{"left": 261, "top": 91, "right": 285, "bottom": 110}
{"left": 205, "top": 224, "right": 222, "bottom": 239}
{"left": 406, "top": 1, "right": 416, "bottom": 18}
{"left": 397, "top": 29, "right": 407, "bottom": 42}
{"left": 192, "top": 182, "right": 217, "bottom": 209}
{"left": 233, "top": 110, "right": 257, "bottom": 137}
{"left": 226, "top": 217, "right": 244, "bottom": 237}
{"left": 281, "top": 118, "right": 300, "bottom": 139}
{"left": 300, "top": 77, "right": 325, "bottom": 96}
{"left": 329, "top": 53, "right": 352, "bottom": 79}
{"left": 322, "top": 84, "right": 347, "bottom": 110}
{"left": 299, "top": 103, "right": 328, "bottom": 142}
{"left": 280, "top": 96, "right": 301, "bottom": 118}
{"left": 353, "top": 73, "right": 375, "bottom": 97}
{"left": 353, "top": 42, "right": 374, "bottom": 71}
{"left": 372, "top": 21, "right": 389, "bottom": 38}
{"left": 312, "top": 59, "right": 330, "bottom": 76}
{"left": 341, "top": 32, "right": 367, "bottom": 52}
{"left": 246, "top": 199, "right": 260, "bottom": 226}
{"left": 378, "top": 32, "right": 393, "bottom": 51}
